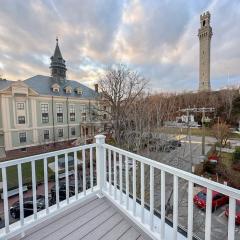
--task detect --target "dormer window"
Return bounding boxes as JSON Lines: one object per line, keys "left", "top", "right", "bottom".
{"left": 64, "top": 85, "right": 72, "bottom": 94}
{"left": 52, "top": 83, "right": 60, "bottom": 92}
{"left": 75, "top": 87, "right": 83, "bottom": 95}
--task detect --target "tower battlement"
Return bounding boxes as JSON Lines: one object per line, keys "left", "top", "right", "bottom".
{"left": 200, "top": 11, "right": 210, "bottom": 20}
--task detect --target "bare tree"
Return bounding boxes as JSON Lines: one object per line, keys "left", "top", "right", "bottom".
{"left": 98, "top": 64, "right": 148, "bottom": 145}
{"left": 212, "top": 121, "right": 231, "bottom": 149}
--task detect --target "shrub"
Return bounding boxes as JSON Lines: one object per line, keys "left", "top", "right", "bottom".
{"left": 203, "top": 161, "right": 216, "bottom": 174}
{"left": 233, "top": 147, "right": 240, "bottom": 163}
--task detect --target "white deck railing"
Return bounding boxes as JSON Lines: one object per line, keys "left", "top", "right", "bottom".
{"left": 0, "top": 135, "right": 239, "bottom": 240}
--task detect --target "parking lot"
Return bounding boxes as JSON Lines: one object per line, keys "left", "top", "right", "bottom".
{"left": 144, "top": 136, "right": 240, "bottom": 240}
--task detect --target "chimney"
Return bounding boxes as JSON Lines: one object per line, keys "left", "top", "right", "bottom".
{"left": 94, "top": 84, "right": 98, "bottom": 93}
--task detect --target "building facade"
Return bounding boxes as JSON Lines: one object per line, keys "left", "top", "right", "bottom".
{"left": 0, "top": 39, "right": 107, "bottom": 156}
{"left": 198, "top": 11, "right": 212, "bottom": 91}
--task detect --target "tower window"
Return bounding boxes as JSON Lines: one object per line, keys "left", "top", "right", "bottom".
{"left": 203, "top": 20, "right": 206, "bottom": 26}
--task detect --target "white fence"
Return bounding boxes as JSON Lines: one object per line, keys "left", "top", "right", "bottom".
{"left": 0, "top": 135, "right": 239, "bottom": 240}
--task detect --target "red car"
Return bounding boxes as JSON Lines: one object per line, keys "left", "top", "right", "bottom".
{"left": 225, "top": 200, "right": 240, "bottom": 224}
{"left": 193, "top": 189, "right": 229, "bottom": 211}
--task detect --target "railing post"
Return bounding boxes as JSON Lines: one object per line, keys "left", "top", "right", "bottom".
{"left": 95, "top": 134, "right": 106, "bottom": 197}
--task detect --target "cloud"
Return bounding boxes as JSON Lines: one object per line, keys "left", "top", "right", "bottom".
{"left": 0, "top": 0, "right": 239, "bottom": 91}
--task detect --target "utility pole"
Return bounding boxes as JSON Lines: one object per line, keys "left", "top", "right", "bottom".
{"left": 202, "top": 108, "right": 205, "bottom": 155}
{"left": 179, "top": 107, "right": 214, "bottom": 171}
{"left": 186, "top": 108, "right": 193, "bottom": 172}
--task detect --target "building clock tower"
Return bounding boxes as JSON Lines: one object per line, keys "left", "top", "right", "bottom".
{"left": 198, "top": 11, "right": 212, "bottom": 91}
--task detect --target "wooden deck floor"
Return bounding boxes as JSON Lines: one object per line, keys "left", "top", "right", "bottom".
{"left": 11, "top": 196, "right": 151, "bottom": 240}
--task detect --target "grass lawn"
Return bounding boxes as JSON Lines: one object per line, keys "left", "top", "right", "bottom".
{"left": 160, "top": 126, "right": 240, "bottom": 139}
{"left": 0, "top": 157, "right": 55, "bottom": 190}
{"left": 0, "top": 150, "right": 94, "bottom": 190}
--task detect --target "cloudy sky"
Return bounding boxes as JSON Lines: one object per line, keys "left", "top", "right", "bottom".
{"left": 0, "top": 0, "right": 239, "bottom": 92}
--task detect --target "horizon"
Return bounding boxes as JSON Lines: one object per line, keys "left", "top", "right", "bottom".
{"left": 0, "top": 0, "right": 239, "bottom": 92}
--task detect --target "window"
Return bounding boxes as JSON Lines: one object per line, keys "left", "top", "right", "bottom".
{"left": 103, "top": 114, "right": 107, "bottom": 120}
{"left": 17, "top": 102, "right": 24, "bottom": 110}
{"left": 52, "top": 83, "right": 60, "bottom": 92}
{"left": 69, "top": 105, "right": 75, "bottom": 121}
{"left": 75, "top": 87, "right": 82, "bottom": 95}
{"left": 19, "top": 132, "right": 26, "bottom": 143}
{"left": 18, "top": 116, "right": 25, "bottom": 124}
{"left": 41, "top": 104, "right": 49, "bottom": 123}
{"left": 43, "top": 130, "right": 49, "bottom": 140}
{"left": 82, "top": 112, "right": 86, "bottom": 122}
{"left": 71, "top": 127, "right": 76, "bottom": 136}
{"left": 79, "top": 105, "right": 86, "bottom": 113}
{"left": 58, "top": 128, "right": 63, "bottom": 138}
{"left": 56, "top": 104, "right": 63, "bottom": 122}
{"left": 65, "top": 86, "right": 72, "bottom": 94}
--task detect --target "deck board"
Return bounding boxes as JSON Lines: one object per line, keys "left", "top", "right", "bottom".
{"left": 11, "top": 196, "right": 150, "bottom": 240}
{"left": 118, "top": 227, "right": 141, "bottom": 240}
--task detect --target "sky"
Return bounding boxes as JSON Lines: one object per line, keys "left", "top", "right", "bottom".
{"left": 0, "top": 0, "right": 239, "bottom": 92}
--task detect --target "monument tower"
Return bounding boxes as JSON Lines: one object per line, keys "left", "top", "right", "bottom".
{"left": 198, "top": 11, "right": 212, "bottom": 91}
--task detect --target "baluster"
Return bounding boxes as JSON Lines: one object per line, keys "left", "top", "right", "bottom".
{"left": 104, "top": 147, "right": 107, "bottom": 190}
{"left": 65, "top": 153, "right": 69, "bottom": 203}
{"left": 187, "top": 181, "right": 193, "bottom": 240}
{"left": 114, "top": 151, "right": 117, "bottom": 200}
{"left": 161, "top": 170, "right": 165, "bottom": 239}
{"left": 18, "top": 163, "right": 24, "bottom": 226}
{"left": 82, "top": 149, "right": 86, "bottom": 195}
{"left": 43, "top": 158, "right": 49, "bottom": 214}
{"left": 150, "top": 166, "right": 154, "bottom": 230}
{"left": 228, "top": 197, "right": 236, "bottom": 240}
{"left": 141, "top": 162, "right": 145, "bottom": 223}
{"left": 74, "top": 151, "right": 78, "bottom": 199}
{"left": 173, "top": 175, "right": 178, "bottom": 240}
{"left": 119, "top": 154, "right": 123, "bottom": 204}
{"left": 108, "top": 149, "right": 112, "bottom": 195}
{"left": 205, "top": 188, "right": 212, "bottom": 240}
{"left": 2, "top": 167, "right": 9, "bottom": 233}
{"left": 31, "top": 161, "right": 37, "bottom": 220}
{"left": 90, "top": 147, "right": 93, "bottom": 191}
{"left": 125, "top": 156, "right": 129, "bottom": 210}
{"left": 55, "top": 155, "right": 60, "bottom": 208}
{"left": 133, "top": 159, "right": 136, "bottom": 216}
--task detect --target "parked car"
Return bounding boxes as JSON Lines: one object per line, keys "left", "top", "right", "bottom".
{"left": 193, "top": 189, "right": 229, "bottom": 211}
{"left": 51, "top": 176, "right": 97, "bottom": 202}
{"left": 10, "top": 195, "right": 46, "bottom": 219}
{"left": 51, "top": 179, "right": 83, "bottom": 201}
{"left": 225, "top": 200, "right": 240, "bottom": 224}
{"left": 208, "top": 153, "right": 219, "bottom": 164}
{"left": 169, "top": 140, "right": 181, "bottom": 147}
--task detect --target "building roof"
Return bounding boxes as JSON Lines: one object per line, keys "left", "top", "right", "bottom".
{"left": 0, "top": 79, "right": 12, "bottom": 91}
{"left": 24, "top": 75, "right": 99, "bottom": 99}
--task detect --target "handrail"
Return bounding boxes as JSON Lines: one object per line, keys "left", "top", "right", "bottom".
{"left": 0, "top": 143, "right": 96, "bottom": 168}
{"left": 0, "top": 142, "right": 98, "bottom": 239}
{"left": 103, "top": 143, "right": 240, "bottom": 200}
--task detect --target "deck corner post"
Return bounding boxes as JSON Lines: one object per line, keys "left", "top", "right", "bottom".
{"left": 95, "top": 134, "right": 106, "bottom": 195}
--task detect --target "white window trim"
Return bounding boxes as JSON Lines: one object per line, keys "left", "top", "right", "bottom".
{"left": 58, "top": 128, "right": 64, "bottom": 138}
{"left": 41, "top": 103, "right": 49, "bottom": 124}
{"left": 19, "top": 132, "right": 27, "bottom": 143}
{"left": 16, "top": 102, "right": 25, "bottom": 110}
{"left": 43, "top": 129, "right": 50, "bottom": 140}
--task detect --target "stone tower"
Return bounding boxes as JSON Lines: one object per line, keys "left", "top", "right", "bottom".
{"left": 198, "top": 11, "right": 212, "bottom": 91}
{"left": 50, "top": 38, "right": 67, "bottom": 83}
